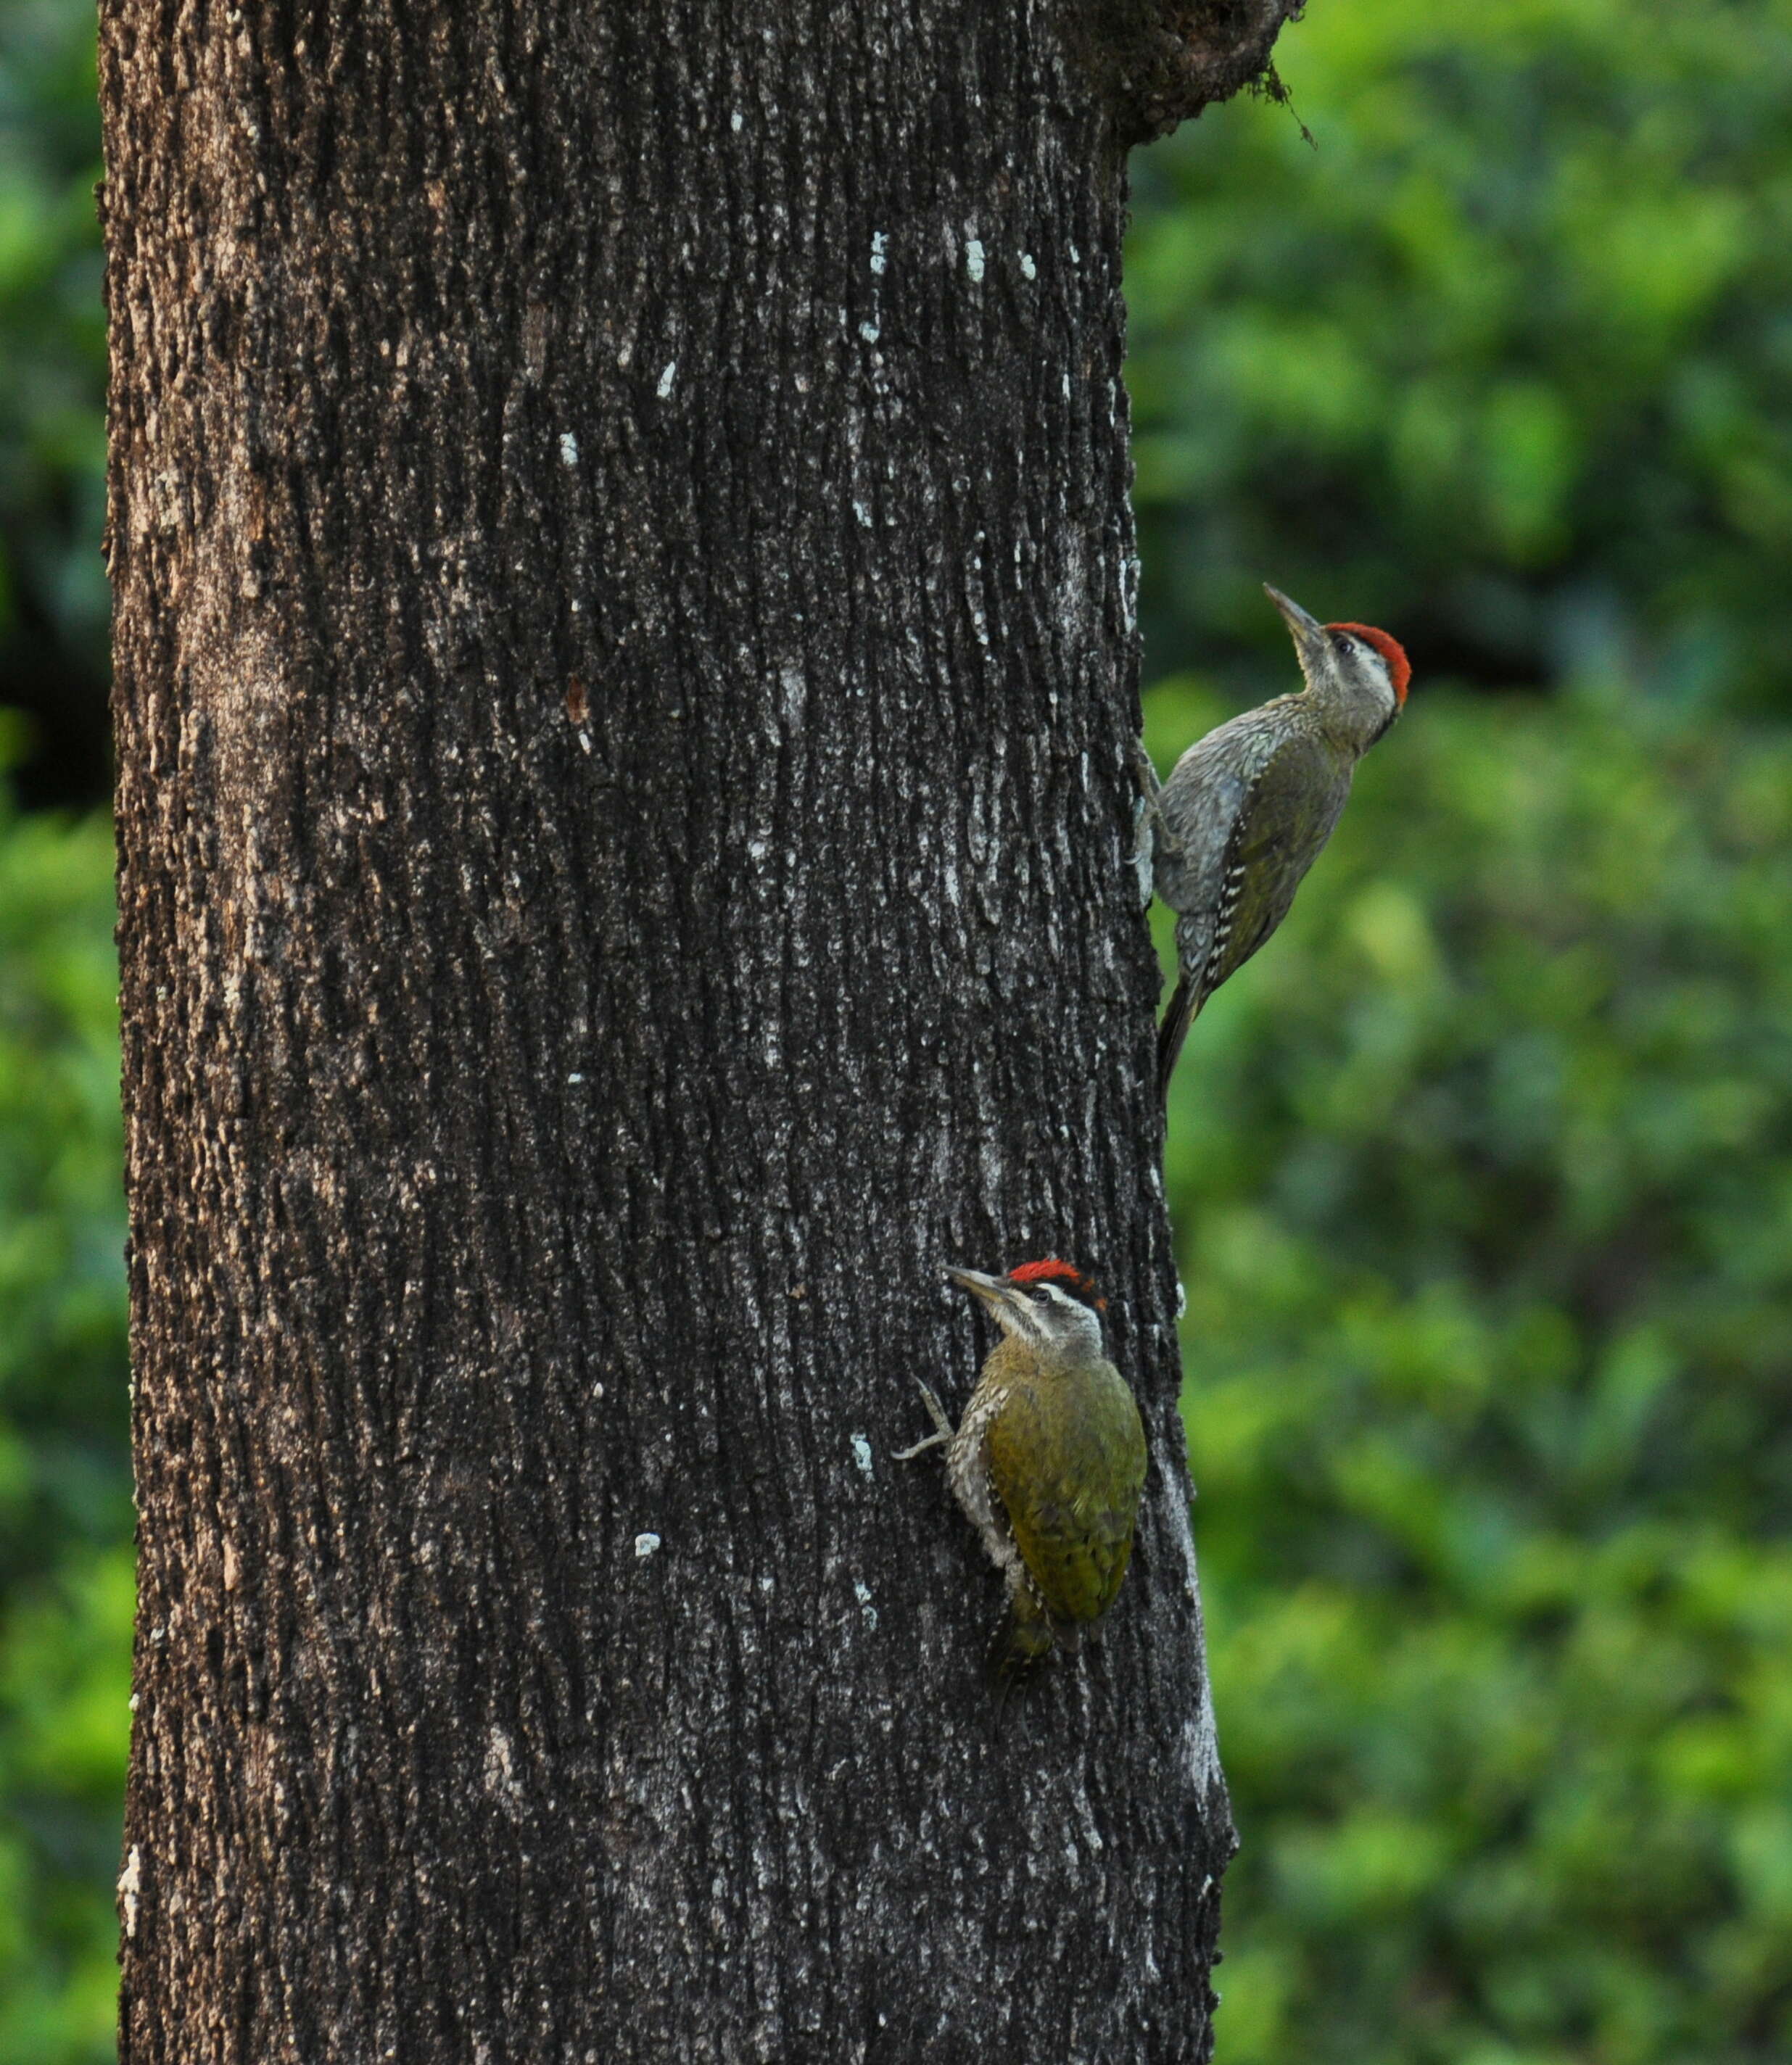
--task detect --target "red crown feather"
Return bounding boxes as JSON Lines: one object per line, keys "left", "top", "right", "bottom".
{"left": 1007, "top": 1257, "right": 1105, "bottom": 1309}
{"left": 1327, "top": 622, "right": 1411, "bottom": 705}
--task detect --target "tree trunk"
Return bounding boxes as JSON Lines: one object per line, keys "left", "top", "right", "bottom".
{"left": 102, "top": 3, "right": 1296, "bottom": 2058}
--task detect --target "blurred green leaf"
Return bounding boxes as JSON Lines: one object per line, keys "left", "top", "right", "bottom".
{"left": 0, "top": 750, "right": 126, "bottom": 2065}
{"left": 1130, "top": 0, "right": 1792, "bottom": 715}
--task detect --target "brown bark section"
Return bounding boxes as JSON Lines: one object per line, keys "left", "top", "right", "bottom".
{"left": 102, "top": 2, "right": 1287, "bottom": 2057}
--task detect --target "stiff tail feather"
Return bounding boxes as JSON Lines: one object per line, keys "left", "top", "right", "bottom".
{"left": 1156, "top": 974, "right": 1201, "bottom": 1101}
{"left": 986, "top": 1589, "right": 1058, "bottom": 1736}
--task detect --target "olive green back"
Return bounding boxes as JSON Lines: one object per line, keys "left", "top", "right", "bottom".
{"left": 986, "top": 1357, "right": 1148, "bottom": 1629}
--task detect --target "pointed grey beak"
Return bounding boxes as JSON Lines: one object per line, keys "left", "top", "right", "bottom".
{"left": 1265, "top": 583, "right": 1324, "bottom": 637}
{"left": 944, "top": 1264, "right": 1031, "bottom": 1320}
{"left": 1264, "top": 582, "right": 1331, "bottom": 679}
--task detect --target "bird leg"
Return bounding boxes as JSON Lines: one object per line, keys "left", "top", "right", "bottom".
{"left": 892, "top": 1381, "right": 955, "bottom": 1460}
{"left": 1129, "top": 737, "right": 1182, "bottom": 858}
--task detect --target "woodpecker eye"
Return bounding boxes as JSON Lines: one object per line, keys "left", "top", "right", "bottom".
{"left": 1019, "top": 1274, "right": 1104, "bottom": 1314}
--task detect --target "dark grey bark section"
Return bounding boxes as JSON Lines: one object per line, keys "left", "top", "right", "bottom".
{"left": 1086, "top": 0, "right": 1309, "bottom": 145}
{"left": 102, "top": 3, "right": 1292, "bottom": 2058}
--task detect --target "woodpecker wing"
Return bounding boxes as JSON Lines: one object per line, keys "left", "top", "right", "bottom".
{"left": 1152, "top": 713, "right": 1276, "bottom": 923}
{"left": 1203, "top": 729, "right": 1352, "bottom": 997}
{"left": 1153, "top": 705, "right": 1295, "bottom": 1014}
{"left": 984, "top": 1362, "right": 1147, "bottom": 1632}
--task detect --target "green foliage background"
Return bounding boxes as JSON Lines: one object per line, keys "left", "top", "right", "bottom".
{"left": 3, "top": 1, "right": 1791, "bottom": 2060}
{"left": 0, "top": 0, "right": 107, "bottom": 804}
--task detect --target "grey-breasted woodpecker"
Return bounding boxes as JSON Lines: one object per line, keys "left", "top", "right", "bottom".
{"left": 1137, "top": 584, "right": 1412, "bottom": 1096}
{"left": 896, "top": 1259, "right": 1148, "bottom": 1678}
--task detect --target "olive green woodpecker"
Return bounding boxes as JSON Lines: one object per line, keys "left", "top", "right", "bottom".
{"left": 896, "top": 1259, "right": 1148, "bottom": 1676}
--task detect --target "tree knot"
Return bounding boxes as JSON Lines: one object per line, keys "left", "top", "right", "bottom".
{"left": 1083, "top": 0, "right": 1308, "bottom": 148}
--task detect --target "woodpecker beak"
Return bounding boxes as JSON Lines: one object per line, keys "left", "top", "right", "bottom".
{"left": 1263, "top": 583, "right": 1330, "bottom": 679}
{"left": 944, "top": 1265, "right": 1033, "bottom": 1334}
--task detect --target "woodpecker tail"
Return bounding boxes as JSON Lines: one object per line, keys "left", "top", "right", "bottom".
{"left": 990, "top": 1605, "right": 1055, "bottom": 1680}
{"left": 1157, "top": 974, "right": 1201, "bottom": 1101}
{"left": 986, "top": 1599, "right": 1055, "bottom": 1737}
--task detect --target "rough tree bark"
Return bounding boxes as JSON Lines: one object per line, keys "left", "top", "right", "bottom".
{"left": 102, "top": 2, "right": 1300, "bottom": 2058}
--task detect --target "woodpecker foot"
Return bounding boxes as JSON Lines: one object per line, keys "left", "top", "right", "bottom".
{"left": 1129, "top": 738, "right": 1181, "bottom": 858}
{"left": 893, "top": 1383, "right": 954, "bottom": 1460}
{"left": 1129, "top": 734, "right": 1161, "bottom": 803}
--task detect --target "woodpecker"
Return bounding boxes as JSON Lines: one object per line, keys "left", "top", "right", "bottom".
{"left": 1139, "top": 583, "right": 1412, "bottom": 1096}
{"left": 896, "top": 1259, "right": 1148, "bottom": 1679}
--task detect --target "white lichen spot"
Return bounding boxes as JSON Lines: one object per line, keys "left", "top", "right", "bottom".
{"left": 854, "top": 1579, "right": 878, "bottom": 1631}
{"left": 870, "top": 231, "right": 888, "bottom": 274}
{"left": 119, "top": 1845, "right": 142, "bottom": 1937}
{"left": 850, "top": 1432, "right": 874, "bottom": 1478}
{"left": 656, "top": 360, "right": 677, "bottom": 399}
{"left": 578, "top": 731, "right": 592, "bottom": 756}
{"left": 128, "top": 1691, "right": 139, "bottom": 1713}
{"left": 484, "top": 1726, "right": 524, "bottom": 1809}
{"left": 558, "top": 431, "right": 579, "bottom": 467}
{"left": 1020, "top": 252, "right": 1037, "bottom": 281}
{"left": 567, "top": 1072, "right": 585, "bottom": 1085}
{"left": 965, "top": 238, "right": 986, "bottom": 283}
{"left": 1069, "top": 241, "right": 1081, "bottom": 265}
{"left": 635, "top": 1532, "right": 662, "bottom": 1559}
{"left": 859, "top": 320, "right": 880, "bottom": 344}
{"left": 1184, "top": 1682, "right": 1223, "bottom": 1796}
{"left": 731, "top": 109, "right": 743, "bottom": 131}
{"left": 853, "top": 500, "right": 873, "bottom": 529}
{"left": 1176, "top": 1275, "right": 1189, "bottom": 1319}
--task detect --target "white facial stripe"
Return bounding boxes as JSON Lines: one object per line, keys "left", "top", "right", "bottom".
{"left": 1343, "top": 636, "right": 1395, "bottom": 713}
{"left": 1021, "top": 1280, "right": 1105, "bottom": 1357}
{"left": 1007, "top": 1296, "right": 1046, "bottom": 1341}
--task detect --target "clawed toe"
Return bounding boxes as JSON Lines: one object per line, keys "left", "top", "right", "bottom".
{"left": 893, "top": 1381, "right": 955, "bottom": 1460}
